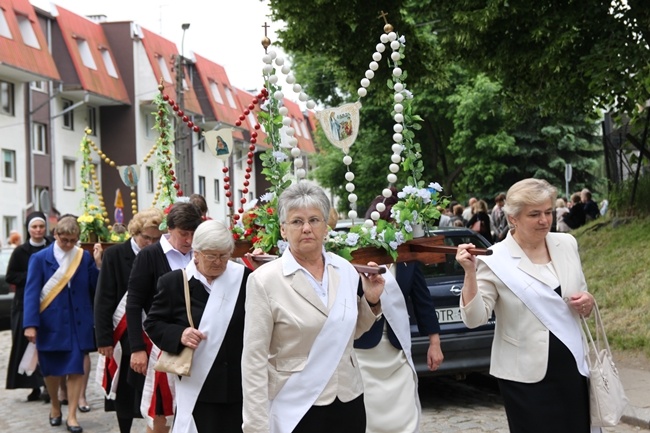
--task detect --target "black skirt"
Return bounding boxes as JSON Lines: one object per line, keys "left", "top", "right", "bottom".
{"left": 498, "top": 330, "right": 591, "bottom": 433}
{"left": 6, "top": 294, "right": 44, "bottom": 389}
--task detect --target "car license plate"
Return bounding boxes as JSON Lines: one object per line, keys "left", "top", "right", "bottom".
{"left": 436, "top": 307, "right": 462, "bottom": 324}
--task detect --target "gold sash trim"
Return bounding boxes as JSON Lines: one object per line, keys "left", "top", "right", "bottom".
{"left": 39, "top": 248, "right": 84, "bottom": 313}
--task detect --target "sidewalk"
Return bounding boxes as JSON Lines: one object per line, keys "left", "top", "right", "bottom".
{"left": 619, "top": 363, "right": 650, "bottom": 429}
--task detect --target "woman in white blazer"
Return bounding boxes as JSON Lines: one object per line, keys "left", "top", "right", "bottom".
{"left": 242, "top": 181, "right": 384, "bottom": 433}
{"left": 456, "top": 178, "right": 596, "bottom": 433}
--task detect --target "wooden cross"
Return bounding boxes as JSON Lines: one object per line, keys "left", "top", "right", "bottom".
{"left": 378, "top": 10, "right": 389, "bottom": 25}
{"left": 262, "top": 22, "right": 270, "bottom": 37}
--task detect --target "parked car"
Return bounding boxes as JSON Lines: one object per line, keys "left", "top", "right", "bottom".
{"left": 333, "top": 222, "right": 495, "bottom": 378}
{"left": 1, "top": 247, "right": 16, "bottom": 330}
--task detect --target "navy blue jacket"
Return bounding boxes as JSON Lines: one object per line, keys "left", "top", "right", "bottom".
{"left": 354, "top": 261, "right": 439, "bottom": 350}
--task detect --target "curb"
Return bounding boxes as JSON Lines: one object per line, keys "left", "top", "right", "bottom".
{"left": 622, "top": 405, "right": 650, "bottom": 430}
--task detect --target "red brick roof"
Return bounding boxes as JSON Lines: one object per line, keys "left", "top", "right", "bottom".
{"left": 53, "top": 5, "right": 129, "bottom": 104}
{"left": 0, "top": 0, "right": 59, "bottom": 80}
{"left": 139, "top": 26, "right": 202, "bottom": 115}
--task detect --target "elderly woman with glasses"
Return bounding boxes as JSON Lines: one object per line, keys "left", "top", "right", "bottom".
{"left": 242, "top": 181, "right": 385, "bottom": 433}
{"left": 144, "top": 220, "right": 252, "bottom": 433}
{"left": 23, "top": 215, "right": 100, "bottom": 433}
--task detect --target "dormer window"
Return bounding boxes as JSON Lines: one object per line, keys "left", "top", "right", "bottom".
{"left": 16, "top": 14, "right": 39, "bottom": 48}
{"left": 76, "top": 38, "right": 97, "bottom": 70}
{"left": 210, "top": 81, "right": 224, "bottom": 104}
{"left": 224, "top": 87, "right": 237, "bottom": 109}
{"left": 100, "top": 48, "right": 118, "bottom": 78}
{"left": 0, "top": 9, "right": 12, "bottom": 39}
{"left": 156, "top": 54, "right": 172, "bottom": 83}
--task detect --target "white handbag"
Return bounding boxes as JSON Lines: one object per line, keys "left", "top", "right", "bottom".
{"left": 582, "top": 302, "right": 629, "bottom": 427}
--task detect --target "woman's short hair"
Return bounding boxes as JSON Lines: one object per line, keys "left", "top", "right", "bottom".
{"left": 55, "top": 215, "right": 80, "bottom": 236}
{"left": 473, "top": 199, "right": 488, "bottom": 214}
{"left": 278, "top": 181, "right": 330, "bottom": 223}
{"left": 503, "top": 178, "right": 557, "bottom": 218}
{"left": 167, "top": 202, "right": 203, "bottom": 231}
{"left": 189, "top": 193, "right": 208, "bottom": 216}
{"left": 191, "top": 220, "right": 234, "bottom": 253}
{"left": 128, "top": 207, "right": 165, "bottom": 236}
{"left": 555, "top": 198, "right": 566, "bottom": 208}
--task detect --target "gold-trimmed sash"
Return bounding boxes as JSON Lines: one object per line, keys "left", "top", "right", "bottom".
{"left": 40, "top": 247, "right": 83, "bottom": 312}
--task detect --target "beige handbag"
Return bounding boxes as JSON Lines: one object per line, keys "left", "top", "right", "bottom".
{"left": 582, "top": 302, "right": 629, "bottom": 427}
{"left": 153, "top": 270, "right": 195, "bottom": 377}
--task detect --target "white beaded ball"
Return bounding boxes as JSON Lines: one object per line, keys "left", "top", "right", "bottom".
{"left": 348, "top": 210, "right": 358, "bottom": 219}
{"left": 376, "top": 203, "right": 386, "bottom": 212}
{"left": 345, "top": 172, "right": 355, "bottom": 181}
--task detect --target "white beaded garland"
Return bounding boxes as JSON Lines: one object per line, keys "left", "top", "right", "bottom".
{"left": 348, "top": 210, "right": 358, "bottom": 219}
{"left": 306, "top": 100, "right": 316, "bottom": 109}
{"left": 268, "top": 75, "right": 279, "bottom": 84}
{"left": 343, "top": 155, "right": 353, "bottom": 165}
{"left": 263, "top": 64, "right": 273, "bottom": 74}
{"left": 369, "top": 61, "right": 379, "bottom": 71}
{"left": 292, "top": 83, "right": 302, "bottom": 93}
{"left": 298, "top": 92, "right": 309, "bottom": 102}
{"left": 391, "top": 154, "right": 402, "bottom": 163}
{"left": 372, "top": 52, "right": 382, "bottom": 61}
{"left": 393, "top": 67, "right": 403, "bottom": 77}
{"left": 345, "top": 172, "right": 355, "bottom": 181}
{"left": 274, "top": 57, "right": 285, "bottom": 66}
{"left": 360, "top": 78, "right": 370, "bottom": 88}
{"left": 364, "top": 219, "right": 375, "bottom": 227}
{"left": 392, "top": 143, "right": 403, "bottom": 153}
{"left": 389, "top": 163, "right": 400, "bottom": 173}
{"left": 393, "top": 133, "right": 403, "bottom": 142}
{"left": 281, "top": 65, "right": 291, "bottom": 74}
{"left": 291, "top": 147, "right": 301, "bottom": 157}
{"left": 345, "top": 182, "right": 355, "bottom": 192}
{"left": 348, "top": 193, "right": 358, "bottom": 203}
{"left": 393, "top": 124, "right": 403, "bottom": 133}
{"left": 286, "top": 74, "right": 296, "bottom": 84}
{"left": 382, "top": 188, "right": 393, "bottom": 198}
{"left": 358, "top": 88, "right": 368, "bottom": 97}
{"left": 279, "top": 107, "right": 289, "bottom": 116}
{"left": 282, "top": 117, "right": 292, "bottom": 126}
{"left": 296, "top": 168, "right": 306, "bottom": 178}
{"left": 391, "top": 52, "right": 401, "bottom": 61}
{"left": 387, "top": 173, "right": 398, "bottom": 183}
{"left": 387, "top": 32, "right": 397, "bottom": 41}
{"left": 376, "top": 203, "right": 386, "bottom": 212}
{"left": 274, "top": 90, "right": 284, "bottom": 100}
{"left": 390, "top": 40, "right": 401, "bottom": 50}
{"left": 380, "top": 34, "right": 389, "bottom": 43}
{"left": 365, "top": 70, "right": 375, "bottom": 79}
{"left": 288, "top": 137, "right": 298, "bottom": 146}
{"left": 394, "top": 113, "right": 404, "bottom": 122}
{"left": 262, "top": 54, "right": 272, "bottom": 64}
{"left": 394, "top": 83, "right": 404, "bottom": 92}
{"left": 268, "top": 50, "right": 277, "bottom": 60}
{"left": 370, "top": 211, "right": 380, "bottom": 221}
{"left": 394, "top": 104, "right": 404, "bottom": 113}
{"left": 375, "top": 43, "right": 386, "bottom": 53}
{"left": 394, "top": 93, "right": 404, "bottom": 103}
{"left": 285, "top": 127, "right": 295, "bottom": 137}
{"left": 294, "top": 158, "right": 304, "bottom": 168}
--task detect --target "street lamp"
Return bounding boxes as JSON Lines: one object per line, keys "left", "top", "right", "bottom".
{"left": 176, "top": 23, "right": 191, "bottom": 194}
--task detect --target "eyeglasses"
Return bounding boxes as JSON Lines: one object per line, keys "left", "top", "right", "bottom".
{"left": 284, "top": 217, "right": 326, "bottom": 230}
{"left": 58, "top": 237, "right": 78, "bottom": 245}
{"left": 138, "top": 233, "right": 161, "bottom": 243}
{"left": 199, "top": 251, "right": 231, "bottom": 263}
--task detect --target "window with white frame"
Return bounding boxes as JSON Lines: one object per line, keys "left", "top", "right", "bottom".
{"left": 146, "top": 166, "right": 154, "bottom": 193}
{"left": 210, "top": 81, "right": 224, "bottom": 104}
{"left": 32, "top": 122, "right": 47, "bottom": 154}
{"left": 224, "top": 87, "right": 237, "bottom": 109}
{"left": 293, "top": 119, "right": 303, "bottom": 137}
{"left": 214, "top": 179, "right": 220, "bottom": 203}
{"left": 31, "top": 81, "right": 46, "bottom": 92}
{"left": 1, "top": 80, "right": 15, "bottom": 116}
{"left": 16, "top": 14, "right": 40, "bottom": 49}
{"left": 63, "top": 159, "right": 76, "bottom": 190}
{"left": 87, "top": 106, "right": 97, "bottom": 135}
{"left": 198, "top": 176, "right": 206, "bottom": 197}
{"left": 300, "top": 120, "right": 310, "bottom": 138}
{"left": 144, "top": 111, "right": 155, "bottom": 138}
{"left": 100, "top": 48, "right": 118, "bottom": 78}
{"left": 0, "top": 9, "right": 12, "bottom": 39}
{"left": 2, "top": 149, "right": 16, "bottom": 181}
{"left": 156, "top": 55, "right": 173, "bottom": 83}
{"left": 76, "top": 38, "right": 97, "bottom": 70}
{"left": 247, "top": 111, "right": 257, "bottom": 128}
{"left": 62, "top": 99, "right": 74, "bottom": 130}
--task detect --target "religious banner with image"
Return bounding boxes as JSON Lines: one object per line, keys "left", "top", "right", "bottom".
{"left": 205, "top": 128, "right": 234, "bottom": 160}
{"left": 117, "top": 164, "right": 140, "bottom": 188}
{"left": 316, "top": 101, "right": 362, "bottom": 153}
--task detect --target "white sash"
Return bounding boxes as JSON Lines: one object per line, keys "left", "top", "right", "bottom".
{"left": 172, "top": 260, "right": 245, "bottom": 433}
{"left": 95, "top": 292, "right": 128, "bottom": 399}
{"left": 379, "top": 266, "right": 421, "bottom": 430}
{"left": 481, "top": 244, "right": 588, "bottom": 377}
{"left": 270, "top": 261, "right": 358, "bottom": 433}
{"left": 40, "top": 246, "right": 81, "bottom": 305}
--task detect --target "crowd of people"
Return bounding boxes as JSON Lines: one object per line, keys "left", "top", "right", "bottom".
{"left": 4, "top": 178, "right": 602, "bottom": 433}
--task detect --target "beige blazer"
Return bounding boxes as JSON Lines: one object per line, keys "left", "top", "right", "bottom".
{"left": 461, "top": 231, "right": 588, "bottom": 383}
{"left": 242, "top": 252, "right": 378, "bottom": 432}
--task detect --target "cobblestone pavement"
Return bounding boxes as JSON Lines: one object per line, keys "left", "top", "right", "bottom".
{"left": 0, "top": 330, "right": 644, "bottom": 432}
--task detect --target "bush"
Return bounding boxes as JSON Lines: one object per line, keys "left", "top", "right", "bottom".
{"left": 607, "top": 174, "right": 650, "bottom": 216}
